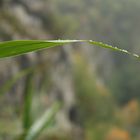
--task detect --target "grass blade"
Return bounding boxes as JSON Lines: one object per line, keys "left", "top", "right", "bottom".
{"left": 0, "top": 40, "right": 80, "bottom": 58}
{"left": 25, "top": 102, "right": 61, "bottom": 140}
{"left": 0, "top": 40, "right": 139, "bottom": 59}
{"left": 23, "top": 71, "right": 34, "bottom": 134}
{"left": 89, "top": 40, "right": 140, "bottom": 58}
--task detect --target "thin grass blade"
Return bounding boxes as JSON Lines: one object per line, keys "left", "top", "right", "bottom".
{"left": 0, "top": 40, "right": 139, "bottom": 59}
{"left": 25, "top": 102, "right": 61, "bottom": 140}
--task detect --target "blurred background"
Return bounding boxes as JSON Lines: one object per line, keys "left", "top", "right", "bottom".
{"left": 0, "top": 0, "right": 140, "bottom": 140}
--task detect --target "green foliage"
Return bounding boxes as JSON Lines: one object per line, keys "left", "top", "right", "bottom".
{"left": 0, "top": 39, "right": 139, "bottom": 140}
{"left": 72, "top": 51, "right": 117, "bottom": 140}
{"left": 25, "top": 102, "right": 61, "bottom": 140}
{"left": 1, "top": 0, "right": 140, "bottom": 139}
{"left": 23, "top": 72, "right": 34, "bottom": 134}
{"left": 0, "top": 40, "right": 139, "bottom": 58}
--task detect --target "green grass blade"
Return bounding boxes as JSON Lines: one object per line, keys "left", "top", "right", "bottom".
{"left": 89, "top": 40, "right": 140, "bottom": 59}
{"left": 0, "top": 40, "right": 139, "bottom": 59}
{"left": 23, "top": 72, "right": 34, "bottom": 135}
{"left": 25, "top": 102, "right": 61, "bottom": 140}
{"left": 0, "top": 40, "right": 80, "bottom": 58}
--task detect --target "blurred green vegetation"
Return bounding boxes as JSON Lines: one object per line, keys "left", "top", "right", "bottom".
{"left": 1, "top": 0, "right": 140, "bottom": 140}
